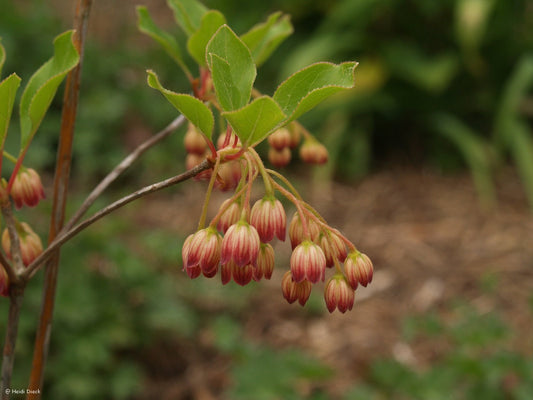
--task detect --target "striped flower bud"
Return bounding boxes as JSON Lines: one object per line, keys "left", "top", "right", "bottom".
{"left": 253, "top": 243, "right": 275, "bottom": 281}
{"left": 184, "top": 123, "right": 207, "bottom": 155}
{"left": 319, "top": 229, "right": 348, "bottom": 268}
{"left": 182, "top": 227, "right": 222, "bottom": 276}
{"left": 299, "top": 140, "right": 328, "bottom": 165}
{"left": 214, "top": 161, "right": 241, "bottom": 191}
{"left": 221, "top": 221, "right": 260, "bottom": 267}
{"left": 281, "top": 271, "right": 312, "bottom": 306}
{"left": 268, "top": 127, "right": 291, "bottom": 150}
{"left": 2, "top": 222, "right": 43, "bottom": 267}
{"left": 250, "top": 196, "right": 286, "bottom": 242}
{"left": 221, "top": 261, "right": 253, "bottom": 286}
{"left": 344, "top": 252, "right": 373, "bottom": 288}
{"left": 216, "top": 199, "right": 241, "bottom": 233}
{"left": 268, "top": 147, "right": 291, "bottom": 168}
{"left": 10, "top": 168, "right": 45, "bottom": 209}
{"left": 288, "top": 212, "right": 321, "bottom": 249}
{"left": 0, "top": 266, "right": 8, "bottom": 297}
{"left": 290, "top": 240, "right": 326, "bottom": 283}
{"left": 324, "top": 275, "right": 355, "bottom": 313}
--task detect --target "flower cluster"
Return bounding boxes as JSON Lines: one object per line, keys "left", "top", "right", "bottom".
{"left": 181, "top": 125, "right": 373, "bottom": 313}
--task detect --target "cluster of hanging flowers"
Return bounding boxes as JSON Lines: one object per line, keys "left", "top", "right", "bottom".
{"left": 182, "top": 122, "right": 373, "bottom": 313}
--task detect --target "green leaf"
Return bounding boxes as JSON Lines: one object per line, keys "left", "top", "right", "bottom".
{"left": 223, "top": 96, "right": 286, "bottom": 146}
{"left": 206, "top": 25, "right": 256, "bottom": 111}
{"left": 241, "top": 12, "right": 293, "bottom": 66}
{"left": 136, "top": 6, "right": 187, "bottom": 72}
{"left": 0, "top": 73, "right": 21, "bottom": 153}
{"left": 147, "top": 70, "right": 213, "bottom": 139}
{"left": 0, "top": 41, "right": 5, "bottom": 77}
{"left": 273, "top": 62, "right": 357, "bottom": 121}
{"left": 167, "top": 0, "right": 208, "bottom": 37}
{"left": 187, "top": 10, "right": 226, "bottom": 66}
{"left": 19, "top": 30, "right": 79, "bottom": 151}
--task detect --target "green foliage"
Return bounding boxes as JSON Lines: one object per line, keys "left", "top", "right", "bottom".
{"left": 187, "top": 10, "right": 226, "bottom": 67}
{"left": 345, "top": 302, "right": 533, "bottom": 400}
{"left": 0, "top": 73, "right": 21, "bottom": 151}
{"left": 18, "top": 30, "right": 79, "bottom": 152}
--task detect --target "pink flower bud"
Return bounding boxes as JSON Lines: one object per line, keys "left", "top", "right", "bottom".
{"left": 290, "top": 240, "right": 326, "bottom": 283}
{"left": 0, "top": 266, "right": 9, "bottom": 297}
{"left": 221, "top": 221, "right": 260, "bottom": 267}
{"left": 182, "top": 228, "right": 222, "bottom": 276}
{"left": 10, "top": 168, "right": 45, "bottom": 209}
{"left": 319, "top": 229, "right": 348, "bottom": 268}
{"left": 267, "top": 127, "right": 291, "bottom": 150}
{"left": 324, "top": 275, "right": 355, "bottom": 313}
{"left": 184, "top": 123, "right": 207, "bottom": 155}
{"left": 214, "top": 161, "right": 241, "bottom": 191}
{"left": 268, "top": 147, "right": 291, "bottom": 168}
{"left": 216, "top": 199, "right": 241, "bottom": 233}
{"left": 250, "top": 197, "right": 286, "bottom": 242}
{"left": 221, "top": 261, "right": 253, "bottom": 286}
{"left": 299, "top": 140, "right": 328, "bottom": 165}
{"left": 287, "top": 122, "right": 301, "bottom": 148}
{"left": 2, "top": 222, "right": 43, "bottom": 266}
{"left": 288, "top": 212, "right": 321, "bottom": 249}
{"left": 253, "top": 243, "right": 275, "bottom": 281}
{"left": 344, "top": 252, "right": 373, "bottom": 288}
{"left": 281, "top": 271, "right": 312, "bottom": 306}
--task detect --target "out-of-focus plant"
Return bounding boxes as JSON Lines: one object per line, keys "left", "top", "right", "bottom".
{"left": 0, "top": 0, "right": 374, "bottom": 398}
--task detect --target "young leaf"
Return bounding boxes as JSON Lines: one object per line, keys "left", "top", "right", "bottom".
{"left": 241, "top": 12, "right": 293, "bottom": 67}
{"left": 137, "top": 6, "right": 189, "bottom": 76}
{"left": 187, "top": 10, "right": 226, "bottom": 67}
{"left": 167, "top": 0, "right": 208, "bottom": 37}
{"left": 206, "top": 25, "right": 256, "bottom": 111}
{"left": 273, "top": 62, "right": 357, "bottom": 121}
{"left": 0, "top": 73, "right": 21, "bottom": 153}
{"left": 19, "top": 30, "right": 79, "bottom": 152}
{"left": 0, "top": 41, "right": 5, "bottom": 77}
{"left": 147, "top": 70, "right": 213, "bottom": 139}
{"left": 223, "top": 96, "right": 286, "bottom": 146}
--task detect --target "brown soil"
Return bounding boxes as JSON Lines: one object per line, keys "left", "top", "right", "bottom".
{"left": 133, "top": 168, "right": 533, "bottom": 400}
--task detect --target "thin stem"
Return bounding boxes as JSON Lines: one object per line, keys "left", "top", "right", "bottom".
{"left": 270, "top": 180, "right": 310, "bottom": 238}
{"left": 265, "top": 168, "right": 303, "bottom": 201}
{"left": 63, "top": 114, "right": 186, "bottom": 232}
{"left": 248, "top": 148, "right": 273, "bottom": 195}
{"left": 23, "top": 160, "right": 212, "bottom": 281}
{"left": 208, "top": 185, "right": 246, "bottom": 228}
{"left": 197, "top": 156, "right": 220, "bottom": 230}
{"left": 1, "top": 152, "right": 18, "bottom": 165}
{"left": 1, "top": 285, "right": 25, "bottom": 400}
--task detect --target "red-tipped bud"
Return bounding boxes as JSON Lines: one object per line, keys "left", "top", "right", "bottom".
{"left": 299, "top": 140, "right": 328, "bottom": 165}
{"left": 290, "top": 240, "right": 326, "bottom": 283}
{"left": 182, "top": 227, "right": 222, "bottom": 277}
{"left": 253, "top": 243, "right": 275, "bottom": 281}
{"left": 268, "top": 127, "right": 291, "bottom": 150}
{"left": 0, "top": 266, "right": 8, "bottom": 297}
{"left": 281, "top": 271, "right": 312, "bottom": 306}
{"left": 221, "top": 221, "right": 260, "bottom": 267}
{"left": 344, "top": 252, "right": 373, "bottom": 288}
{"left": 319, "top": 229, "right": 348, "bottom": 268}
{"left": 2, "top": 222, "right": 43, "bottom": 266}
{"left": 10, "top": 168, "right": 45, "bottom": 209}
{"left": 268, "top": 147, "right": 291, "bottom": 168}
{"left": 184, "top": 123, "right": 207, "bottom": 155}
{"left": 250, "top": 197, "right": 286, "bottom": 242}
{"left": 217, "top": 130, "right": 241, "bottom": 149}
{"left": 287, "top": 122, "right": 301, "bottom": 148}
{"left": 214, "top": 161, "right": 241, "bottom": 191}
{"left": 221, "top": 261, "right": 253, "bottom": 286}
{"left": 216, "top": 199, "right": 241, "bottom": 233}
{"left": 324, "top": 275, "right": 355, "bottom": 313}
{"left": 288, "top": 212, "right": 321, "bottom": 249}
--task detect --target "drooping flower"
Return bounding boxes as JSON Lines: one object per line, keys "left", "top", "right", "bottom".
{"left": 181, "top": 227, "right": 222, "bottom": 276}
{"left": 221, "top": 220, "right": 260, "bottom": 267}
{"left": 288, "top": 212, "right": 321, "bottom": 249}
{"left": 268, "top": 127, "right": 291, "bottom": 150}
{"left": 216, "top": 199, "right": 241, "bottom": 234}
{"left": 253, "top": 243, "right": 275, "bottom": 281}
{"left": 268, "top": 147, "right": 291, "bottom": 168}
{"left": 344, "top": 251, "right": 373, "bottom": 288}
{"left": 184, "top": 123, "right": 207, "bottom": 155}
{"left": 290, "top": 240, "right": 326, "bottom": 283}
{"left": 2, "top": 222, "right": 43, "bottom": 266}
{"left": 221, "top": 261, "right": 254, "bottom": 286}
{"left": 10, "top": 168, "right": 45, "bottom": 209}
{"left": 250, "top": 196, "right": 286, "bottom": 242}
{"left": 324, "top": 275, "right": 355, "bottom": 313}
{"left": 319, "top": 229, "right": 348, "bottom": 268}
{"left": 281, "top": 271, "right": 312, "bottom": 306}
{"left": 299, "top": 139, "right": 328, "bottom": 165}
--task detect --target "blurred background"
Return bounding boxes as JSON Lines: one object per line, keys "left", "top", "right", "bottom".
{"left": 0, "top": 0, "right": 532, "bottom": 399}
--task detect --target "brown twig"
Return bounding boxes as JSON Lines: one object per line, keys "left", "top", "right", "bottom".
{"left": 26, "top": 1, "right": 92, "bottom": 397}
{"left": 25, "top": 159, "right": 212, "bottom": 280}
